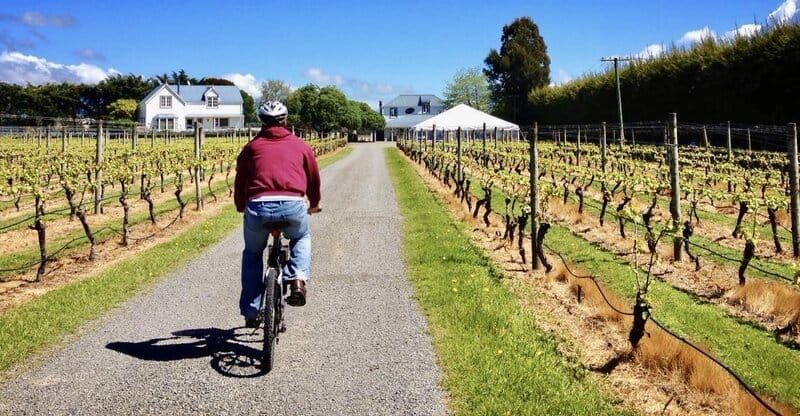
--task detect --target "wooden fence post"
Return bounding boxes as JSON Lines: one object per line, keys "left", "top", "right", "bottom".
{"left": 457, "top": 127, "right": 462, "bottom": 184}
{"left": 94, "top": 121, "right": 104, "bottom": 214}
{"left": 668, "top": 113, "right": 682, "bottom": 261}
{"left": 788, "top": 123, "right": 800, "bottom": 258}
{"left": 195, "top": 123, "right": 204, "bottom": 210}
{"left": 727, "top": 120, "right": 733, "bottom": 160}
{"left": 530, "top": 123, "right": 540, "bottom": 270}
{"left": 601, "top": 122, "right": 607, "bottom": 173}
{"left": 482, "top": 123, "right": 487, "bottom": 167}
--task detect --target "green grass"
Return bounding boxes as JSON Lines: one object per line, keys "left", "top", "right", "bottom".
{"left": 386, "top": 148, "right": 633, "bottom": 416}
{"left": 0, "top": 145, "right": 351, "bottom": 375}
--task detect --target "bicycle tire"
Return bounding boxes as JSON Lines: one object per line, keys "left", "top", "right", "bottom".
{"left": 262, "top": 268, "right": 278, "bottom": 372}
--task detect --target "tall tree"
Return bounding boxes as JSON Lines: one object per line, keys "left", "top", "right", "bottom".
{"left": 260, "top": 79, "right": 292, "bottom": 104}
{"left": 357, "top": 102, "right": 385, "bottom": 131}
{"left": 240, "top": 90, "right": 257, "bottom": 124}
{"left": 285, "top": 84, "right": 320, "bottom": 128}
{"left": 314, "top": 86, "right": 347, "bottom": 133}
{"left": 341, "top": 100, "right": 363, "bottom": 132}
{"left": 443, "top": 67, "right": 492, "bottom": 111}
{"left": 484, "top": 16, "right": 550, "bottom": 123}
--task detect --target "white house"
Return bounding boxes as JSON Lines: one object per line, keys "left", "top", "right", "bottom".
{"left": 379, "top": 94, "right": 445, "bottom": 141}
{"left": 139, "top": 84, "right": 245, "bottom": 131}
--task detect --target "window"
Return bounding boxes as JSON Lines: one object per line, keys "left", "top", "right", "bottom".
{"left": 219, "top": 118, "right": 229, "bottom": 128}
{"left": 213, "top": 118, "right": 220, "bottom": 128}
{"left": 421, "top": 102, "right": 431, "bottom": 114}
{"left": 156, "top": 118, "right": 174, "bottom": 130}
{"left": 389, "top": 107, "right": 398, "bottom": 118}
{"left": 159, "top": 95, "right": 172, "bottom": 109}
{"left": 206, "top": 96, "right": 218, "bottom": 108}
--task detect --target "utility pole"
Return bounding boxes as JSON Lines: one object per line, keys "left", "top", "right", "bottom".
{"left": 601, "top": 56, "right": 632, "bottom": 146}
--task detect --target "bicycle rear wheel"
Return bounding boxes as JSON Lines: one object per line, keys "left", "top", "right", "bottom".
{"left": 262, "top": 268, "right": 278, "bottom": 372}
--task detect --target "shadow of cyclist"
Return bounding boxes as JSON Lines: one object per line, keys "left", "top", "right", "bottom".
{"left": 106, "top": 327, "right": 267, "bottom": 378}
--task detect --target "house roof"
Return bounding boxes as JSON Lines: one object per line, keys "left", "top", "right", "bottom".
{"left": 412, "top": 104, "right": 519, "bottom": 131}
{"left": 383, "top": 94, "right": 444, "bottom": 108}
{"left": 140, "top": 84, "right": 243, "bottom": 106}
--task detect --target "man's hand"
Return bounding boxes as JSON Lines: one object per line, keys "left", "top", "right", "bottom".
{"left": 308, "top": 205, "right": 322, "bottom": 214}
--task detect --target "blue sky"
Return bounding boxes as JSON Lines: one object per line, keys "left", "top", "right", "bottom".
{"left": 0, "top": 0, "right": 796, "bottom": 107}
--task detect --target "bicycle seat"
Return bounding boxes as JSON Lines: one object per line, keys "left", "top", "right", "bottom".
{"left": 263, "top": 221, "right": 290, "bottom": 231}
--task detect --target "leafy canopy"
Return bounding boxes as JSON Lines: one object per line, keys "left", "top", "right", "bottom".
{"left": 484, "top": 16, "right": 550, "bottom": 123}
{"left": 443, "top": 67, "right": 491, "bottom": 112}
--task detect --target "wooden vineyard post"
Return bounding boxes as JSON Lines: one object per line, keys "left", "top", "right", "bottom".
{"left": 727, "top": 121, "right": 733, "bottom": 161}
{"left": 457, "top": 127, "right": 463, "bottom": 184}
{"left": 788, "top": 123, "right": 800, "bottom": 258}
{"left": 493, "top": 127, "right": 498, "bottom": 149}
{"left": 668, "top": 113, "right": 682, "bottom": 261}
{"left": 530, "top": 123, "right": 540, "bottom": 270}
{"left": 747, "top": 128, "right": 752, "bottom": 154}
{"left": 195, "top": 123, "right": 204, "bottom": 210}
{"left": 576, "top": 126, "right": 582, "bottom": 167}
{"left": 482, "top": 123, "right": 487, "bottom": 168}
{"left": 94, "top": 121, "right": 104, "bottom": 214}
{"left": 703, "top": 125, "right": 709, "bottom": 149}
{"left": 432, "top": 124, "right": 436, "bottom": 151}
{"left": 131, "top": 123, "right": 137, "bottom": 150}
{"left": 61, "top": 127, "right": 68, "bottom": 153}
{"left": 601, "top": 122, "right": 607, "bottom": 173}
{"left": 631, "top": 128, "right": 636, "bottom": 148}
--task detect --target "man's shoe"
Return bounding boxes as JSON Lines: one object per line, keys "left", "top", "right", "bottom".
{"left": 286, "top": 280, "right": 307, "bottom": 307}
{"left": 245, "top": 317, "right": 261, "bottom": 328}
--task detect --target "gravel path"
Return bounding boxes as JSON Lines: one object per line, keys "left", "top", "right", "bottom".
{"left": 0, "top": 143, "right": 450, "bottom": 416}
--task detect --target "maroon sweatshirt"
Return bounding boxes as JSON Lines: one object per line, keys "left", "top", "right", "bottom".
{"left": 234, "top": 126, "right": 321, "bottom": 212}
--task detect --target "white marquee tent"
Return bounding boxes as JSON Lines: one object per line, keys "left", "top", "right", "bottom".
{"left": 412, "top": 104, "right": 520, "bottom": 132}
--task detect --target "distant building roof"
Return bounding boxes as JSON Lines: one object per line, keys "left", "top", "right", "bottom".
{"left": 383, "top": 94, "right": 444, "bottom": 108}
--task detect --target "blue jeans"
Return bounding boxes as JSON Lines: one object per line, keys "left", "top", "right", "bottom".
{"left": 240, "top": 199, "right": 311, "bottom": 319}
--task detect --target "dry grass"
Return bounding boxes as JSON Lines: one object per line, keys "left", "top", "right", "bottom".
{"left": 728, "top": 280, "right": 800, "bottom": 334}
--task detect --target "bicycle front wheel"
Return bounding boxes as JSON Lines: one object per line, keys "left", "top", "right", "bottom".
{"left": 262, "top": 268, "right": 278, "bottom": 372}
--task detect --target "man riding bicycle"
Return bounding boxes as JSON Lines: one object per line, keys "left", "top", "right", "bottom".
{"left": 234, "top": 101, "right": 321, "bottom": 328}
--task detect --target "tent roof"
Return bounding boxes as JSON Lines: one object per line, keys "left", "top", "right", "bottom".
{"left": 412, "top": 104, "right": 519, "bottom": 131}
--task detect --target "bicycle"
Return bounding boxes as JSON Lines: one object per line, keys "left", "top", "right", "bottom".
{"left": 258, "top": 221, "right": 291, "bottom": 373}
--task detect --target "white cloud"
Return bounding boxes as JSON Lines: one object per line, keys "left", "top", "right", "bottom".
{"left": 721, "top": 23, "right": 762, "bottom": 41}
{"left": 637, "top": 43, "right": 666, "bottom": 59}
{"left": 769, "top": 0, "right": 798, "bottom": 23}
{"left": 303, "top": 67, "right": 410, "bottom": 104}
{"left": 222, "top": 72, "right": 263, "bottom": 98}
{"left": 0, "top": 51, "right": 118, "bottom": 85}
{"left": 677, "top": 27, "right": 716, "bottom": 45}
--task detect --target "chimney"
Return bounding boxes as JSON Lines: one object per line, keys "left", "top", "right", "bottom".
{"left": 379, "top": 100, "right": 383, "bottom": 115}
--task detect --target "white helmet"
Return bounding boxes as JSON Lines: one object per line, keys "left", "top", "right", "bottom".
{"left": 258, "top": 101, "right": 288, "bottom": 124}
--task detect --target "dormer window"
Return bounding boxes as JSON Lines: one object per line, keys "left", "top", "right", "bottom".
{"left": 207, "top": 96, "right": 218, "bottom": 108}
{"left": 421, "top": 102, "right": 431, "bottom": 114}
{"left": 159, "top": 96, "right": 172, "bottom": 108}
{"left": 389, "top": 107, "right": 398, "bottom": 118}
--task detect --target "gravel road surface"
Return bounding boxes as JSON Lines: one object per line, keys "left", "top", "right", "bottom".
{"left": 0, "top": 142, "right": 450, "bottom": 415}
